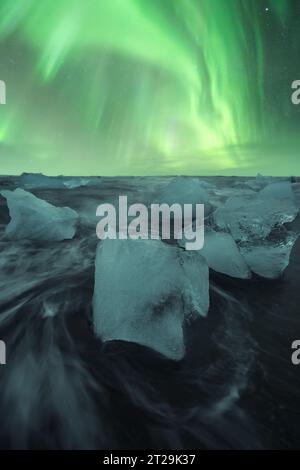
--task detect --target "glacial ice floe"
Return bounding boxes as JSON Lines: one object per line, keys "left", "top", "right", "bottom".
{"left": 92, "top": 238, "right": 209, "bottom": 360}
{"left": 63, "top": 177, "right": 100, "bottom": 189}
{"left": 213, "top": 182, "right": 298, "bottom": 242}
{"left": 20, "top": 172, "right": 100, "bottom": 189}
{"left": 259, "top": 181, "right": 295, "bottom": 199}
{"left": 178, "top": 226, "right": 251, "bottom": 279}
{"left": 245, "top": 173, "right": 277, "bottom": 190}
{"left": 20, "top": 172, "right": 65, "bottom": 189}
{"left": 156, "top": 176, "right": 212, "bottom": 216}
{"left": 239, "top": 233, "right": 299, "bottom": 279}
{"left": 178, "top": 181, "right": 299, "bottom": 280}
{"left": 245, "top": 173, "right": 291, "bottom": 191}
{"left": 0, "top": 188, "right": 78, "bottom": 241}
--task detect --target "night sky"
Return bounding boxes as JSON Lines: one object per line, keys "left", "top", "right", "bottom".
{"left": 0, "top": 0, "right": 299, "bottom": 176}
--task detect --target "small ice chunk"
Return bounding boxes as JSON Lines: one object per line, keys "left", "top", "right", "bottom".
{"left": 240, "top": 233, "right": 298, "bottom": 279}
{"left": 256, "top": 173, "right": 274, "bottom": 184}
{"left": 63, "top": 178, "right": 90, "bottom": 189}
{"left": 246, "top": 174, "right": 289, "bottom": 191}
{"left": 63, "top": 177, "right": 101, "bottom": 189}
{"left": 198, "top": 180, "right": 215, "bottom": 190}
{"left": 156, "top": 176, "right": 211, "bottom": 216}
{"left": 92, "top": 238, "right": 209, "bottom": 360}
{"left": 1, "top": 188, "right": 78, "bottom": 241}
{"left": 179, "top": 227, "right": 251, "bottom": 279}
{"left": 258, "top": 181, "right": 294, "bottom": 200}
{"left": 20, "top": 172, "right": 65, "bottom": 189}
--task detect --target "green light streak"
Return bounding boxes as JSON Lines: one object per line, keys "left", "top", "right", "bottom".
{"left": 0, "top": 0, "right": 299, "bottom": 176}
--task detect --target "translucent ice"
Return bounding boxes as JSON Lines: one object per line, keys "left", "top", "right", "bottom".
{"left": 1, "top": 188, "right": 78, "bottom": 241}
{"left": 156, "top": 176, "right": 211, "bottom": 216}
{"left": 245, "top": 173, "right": 277, "bottom": 190}
{"left": 20, "top": 172, "right": 65, "bottom": 189}
{"left": 21, "top": 173, "right": 101, "bottom": 190}
{"left": 213, "top": 182, "right": 298, "bottom": 242}
{"left": 63, "top": 178, "right": 90, "bottom": 189}
{"left": 63, "top": 177, "right": 101, "bottom": 189}
{"left": 240, "top": 233, "right": 299, "bottom": 279}
{"left": 259, "top": 181, "right": 294, "bottom": 199}
{"left": 201, "top": 229, "right": 251, "bottom": 279}
{"left": 179, "top": 227, "right": 251, "bottom": 279}
{"left": 92, "top": 238, "right": 209, "bottom": 360}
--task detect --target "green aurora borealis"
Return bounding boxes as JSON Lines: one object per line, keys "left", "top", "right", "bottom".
{"left": 0, "top": 0, "right": 299, "bottom": 176}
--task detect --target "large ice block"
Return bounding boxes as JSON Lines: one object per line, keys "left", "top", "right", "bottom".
{"left": 92, "top": 238, "right": 209, "bottom": 360}
{"left": 156, "top": 176, "right": 211, "bottom": 216}
{"left": 1, "top": 188, "right": 78, "bottom": 241}
{"left": 240, "top": 233, "right": 299, "bottom": 279}
{"left": 200, "top": 229, "right": 251, "bottom": 279}
{"left": 179, "top": 227, "right": 251, "bottom": 279}
{"left": 213, "top": 182, "right": 298, "bottom": 242}
{"left": 20, "top": 172, "right": 65, "bottom": 189}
